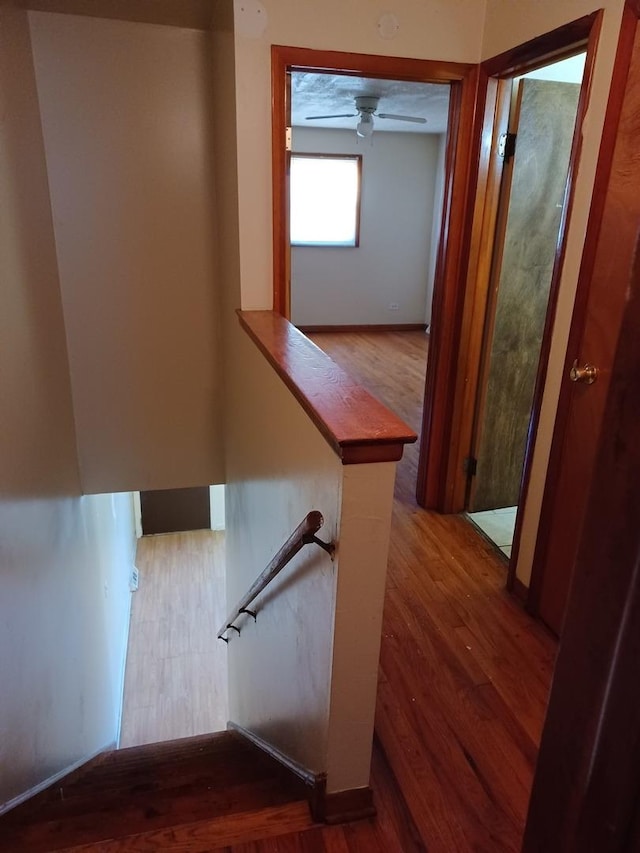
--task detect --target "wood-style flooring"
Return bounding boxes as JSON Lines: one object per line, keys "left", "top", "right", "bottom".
{"left": 309, "top": 330, "right": 428, "bottom": 507}
{"left": 311, "top": 331, "right": 555, "bottom": 850}
{"left": 120, "top": 529, "right": 228, "bottom": 747}
{"left": 115, "top": 330, "right": 557, "bottom": 851}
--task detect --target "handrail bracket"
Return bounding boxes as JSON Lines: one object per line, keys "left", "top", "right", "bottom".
{"left": 303, "top": 532, "right": 335, "bottom": 558}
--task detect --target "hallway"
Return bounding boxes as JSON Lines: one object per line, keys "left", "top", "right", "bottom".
{"left": 310, "top": 330, "right": 557, "bottom": 850}
{"left": 119, "top": 331, "right": 557, "bottom": 850}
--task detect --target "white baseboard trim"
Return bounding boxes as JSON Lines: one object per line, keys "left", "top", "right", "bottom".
{"left": 116, "top": 582, "right": 134, "bottom": 749}
{"left": 0, "top": 740, "right": 115, "bottom": 817}
{"left": 116, "top": 519, "right": 138, "bottom": 747}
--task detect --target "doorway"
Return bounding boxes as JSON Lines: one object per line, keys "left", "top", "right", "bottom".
{"left": 466, "top": 54, "right": 586, "bottom": 559}
{"left": 285, "top": 69, "right": 451, "bottom": 502}
{"left": 271, "top": 46, "right": 481, "bottom": 514}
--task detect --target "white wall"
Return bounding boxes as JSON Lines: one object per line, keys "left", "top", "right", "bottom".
{"left": 0, "top": 6, "right": 136, "bottom": 811}
{"left": 291, "top": 128, "right": 440, "bottom": 327}
{"left": 29, "top": 12, "right": 224, "bottom": 495}
{"left": 0, "top": 494, "right": 136, "bottom": 811}
{"left": 225, "top": 325, "right": 341, "bottom": 776}
{"left": 225, "top": 323, "right": 396, "bottom": 793}
{"left": 481, "top": 0, "right": 626, "bottom": 587}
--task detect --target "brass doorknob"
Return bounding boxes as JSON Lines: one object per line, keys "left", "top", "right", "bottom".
{"left": 569, "top": 359, "right": 598, "bottom": 384}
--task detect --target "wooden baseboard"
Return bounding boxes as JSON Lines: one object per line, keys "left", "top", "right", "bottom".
{"left": 227, "top": 722, "right": 376, "bottom": 824}
{"left": 227, "top": 721, "right": 324, "bottom": 789}
{"left": 512, "top": 576, "right": 529, "bottom": 603}
{"left": 298, "top": 323, "right": 428, "bottom": 333}
{"left": 318, "top": 786, "right": 376, "bottom": 824}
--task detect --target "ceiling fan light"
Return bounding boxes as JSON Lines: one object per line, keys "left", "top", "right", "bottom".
{"left": 356, "top": 114, "right": 374, "bottom": 139}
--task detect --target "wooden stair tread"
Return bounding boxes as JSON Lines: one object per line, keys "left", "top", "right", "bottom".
{"left": 57, "top": 800, "right": 314, "bottom": 852}
{"left": 4, "top": 733, "right": 269, "bottom": 810}
{"left": 0, "top": 732, "right": 312, "bottom": 853}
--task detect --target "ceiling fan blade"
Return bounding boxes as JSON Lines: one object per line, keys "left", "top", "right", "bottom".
{"left": 377, "top": 113, "right": 427, "bottom": 124}
{"left": 305, "top": 113, "right": 358, "bottom": 120}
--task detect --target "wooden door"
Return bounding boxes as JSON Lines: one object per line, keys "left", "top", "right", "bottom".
{"left": 524, "top": 14, "right": 640, "bottom": 844}
{"left": 529, "top": 12, "right": 640, "bottom": 636}
{"left": 525, "top": 215, "right": 640, "bottom": 851}
{"left": 470, "top": 78, "right": 581, "bottom": 512}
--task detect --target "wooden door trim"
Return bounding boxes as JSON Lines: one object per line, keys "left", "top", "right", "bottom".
{"left": 416, "top": 65, "right": 485, "bottom": 509}
{"left": 272, "top": 46, "right": 482, "bottom": 511}
{"left": 482, "top": 12, "right": 601, "bottom": 78}
{"left": 526, "top": 247, "right": 640, "bottom": 851}
{"left": 523, "top": 7, "right": 640, "bottom": 836}
{"left": 272, "top": 46, "right": 474, "bottom": 318}
{"left": 527, "top": 3, "right": 637, "bottom": 616}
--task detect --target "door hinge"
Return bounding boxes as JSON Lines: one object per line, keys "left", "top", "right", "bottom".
{"left": 285, "top": 126, "right": 292, "bottom": 152}
{"left": 498, "top": 132, "right": 517, "bottom": 161}
{"left": 463, "top": 455, "right": 478, "bottom": 477}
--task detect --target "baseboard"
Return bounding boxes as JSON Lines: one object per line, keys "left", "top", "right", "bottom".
{"left": 116, "top": 580, "right": 134, "bottom": 748}
{"left": 0, "top": 741, "right": 115, "bottom": 817}
{"left": 512, "top": 576, "right": 529, "bottom": 603}
{"left": 117, "top": 514, "right": 139, "bottom": 747}
{"left": 317, "top": 786, "right": 376, "bottom": 824}
{"left": 227, "top": 721, "right": 376, "bottom": 824}
{"left": 298, "top": 323, "right": 427, "bottom": 333}
{"left": 227, "top": 721, "right": 324, "bottom": 790}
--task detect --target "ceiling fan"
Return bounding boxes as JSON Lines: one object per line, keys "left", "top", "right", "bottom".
{"left": 305, "top": 96, "right": 427, "bottom": 138}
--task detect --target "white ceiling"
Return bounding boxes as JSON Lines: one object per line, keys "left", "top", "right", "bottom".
{"left": 291, "top": 72, "right": 450, "bottom": 135}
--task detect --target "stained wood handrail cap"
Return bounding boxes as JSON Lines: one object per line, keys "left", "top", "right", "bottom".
{"left": 238, "top": 310, "right": 417, "bottom": 465}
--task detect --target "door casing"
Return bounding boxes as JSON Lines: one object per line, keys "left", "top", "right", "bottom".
{"left": 441, "top": 14, "right": 602, "bottom": 597}
{"left": 271, "top": 45, "right": 483, "bottom": 511}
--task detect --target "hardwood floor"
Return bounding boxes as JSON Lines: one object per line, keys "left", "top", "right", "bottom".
{"left": 115, "top": 331, "right": 556, "bottom": 851}
{"left": 309, "top": 330, "right": 428, "bottom": 507}
{"left": 305, "top": 331, "right": 557, "bottom": 851}
{"left": 120, "top": 529, "right": 228, "bottom": 747}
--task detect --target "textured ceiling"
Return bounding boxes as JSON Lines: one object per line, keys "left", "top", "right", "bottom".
{"left": 291, "top": 72, "right": 450, "bottom": 135}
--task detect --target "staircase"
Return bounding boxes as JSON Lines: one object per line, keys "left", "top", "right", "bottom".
{"left": 0, "top": 731, "right": 315, "bottom": 851}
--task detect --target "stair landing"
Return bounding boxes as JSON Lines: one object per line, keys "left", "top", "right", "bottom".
{"left": 0, "top": 731, "right": 314, "bottom": 852}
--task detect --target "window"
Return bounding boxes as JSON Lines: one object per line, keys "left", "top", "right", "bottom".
{"left": 290, "top": 154, "right": 362, "bottom": 247}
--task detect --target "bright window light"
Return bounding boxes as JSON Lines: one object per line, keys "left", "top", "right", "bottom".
{"left": 290, "top": 154, "right": 361, "bottom": 247}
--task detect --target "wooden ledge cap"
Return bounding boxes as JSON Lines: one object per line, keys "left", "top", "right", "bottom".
{"left": 238, "top": 310, "right": 417, "bottom": 465}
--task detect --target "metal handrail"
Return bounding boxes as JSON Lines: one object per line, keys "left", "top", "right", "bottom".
{"left": 217, "top": 510, "right": 334, "bottom": 642}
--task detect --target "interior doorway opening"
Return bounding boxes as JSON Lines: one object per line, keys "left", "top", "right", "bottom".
{"left": 465, "top": 53, "right": 587, "bottom": 561}
{"left": 272, "top": 46, "right": 482, "bottom": 518}
{"left": 287, "top": 70, "right": 451, "bottom": 501}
